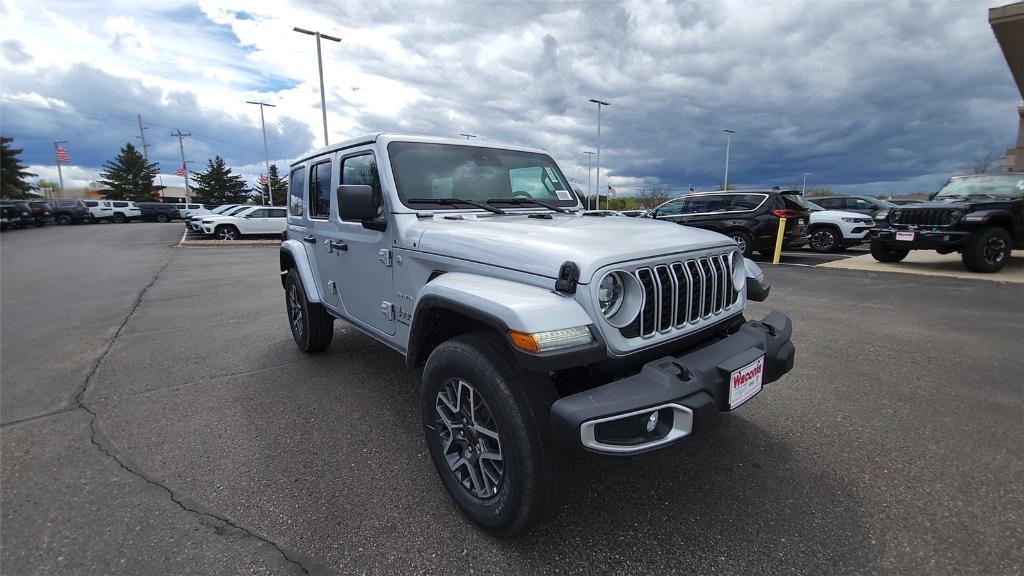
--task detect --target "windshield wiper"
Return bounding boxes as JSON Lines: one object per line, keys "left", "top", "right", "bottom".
{"left": 406, "top": 197, "right": 506, "bottom": 214}
{"left": 486, "top": 198, "right": 573, "bottom": 214}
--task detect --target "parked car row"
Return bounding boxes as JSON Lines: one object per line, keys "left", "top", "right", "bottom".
{"left": 1, "top": 199, "right": 219, "bottom": 230}
{"left": 185, "top": 204, "right": 288, "bottom": 240}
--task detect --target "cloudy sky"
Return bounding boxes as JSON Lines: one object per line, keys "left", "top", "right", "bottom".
{"left": 0, "top": 0, "right": 1017, "bottom": 196}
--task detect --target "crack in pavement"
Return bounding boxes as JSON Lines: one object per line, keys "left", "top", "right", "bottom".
{"left": 63, "top": 250, "right": 322, "bottom": 576}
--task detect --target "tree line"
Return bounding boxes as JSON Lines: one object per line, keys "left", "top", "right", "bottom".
{"left": 1, "top": 136, "right": 287, "bottom": 204}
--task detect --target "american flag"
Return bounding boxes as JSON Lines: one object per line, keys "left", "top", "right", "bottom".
{"left": 607, "top": 184, "right": 617, "bottom": 196}
{"left": 55, "top": 145, "right": 69, "bottom": 163}
{"left": 259, "top": 175, "right": 269, "bottom": 185}
{"left": 175, "top": 165, "right": 187, "bottom": 177}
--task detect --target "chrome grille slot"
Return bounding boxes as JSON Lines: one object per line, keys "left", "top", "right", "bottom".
{"left": 893, "top": 208, "right": 954, "bottom": 227}
{"left": 619, "top": 250, "right": 739, "bottom": 340}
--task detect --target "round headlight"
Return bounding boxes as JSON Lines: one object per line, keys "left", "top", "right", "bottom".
{"left": 598, "top": 271, "right": 643, "bottom": 329}
{"left": 730, "top": 251, "right": 746, "bottom": 292}
{"left": 598, "top": 273, "right": 624, "bottom": 317}
{"left": 947, "top": 209, "right": 963, "bottom": 223}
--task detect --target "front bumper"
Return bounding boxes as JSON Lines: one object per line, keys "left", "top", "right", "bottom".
{"left": 873, "top": 227, "right": 968, "bottom": 249}
{"left": 550, "top": 311, "right": 795, "bottom": 455}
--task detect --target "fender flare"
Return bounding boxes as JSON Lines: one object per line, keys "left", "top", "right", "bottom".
{"left": 280, "top": 240, "right": 322, "bottom": 303}
{"left": 407, "top": 272, "right": 603, "bottom": 371}
{"left": 963, "top": 209, "right": 1016, "bottom": 233}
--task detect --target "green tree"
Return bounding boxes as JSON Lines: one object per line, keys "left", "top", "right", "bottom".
{"left": 1, "top": 136, "right": 36, "bottom": 198}
{"left": 807, "top": 187, "right": 834, "bottom": 198}
{"left": 190, "top": 156, "right": 249, "bottom": 204}
{"left": 98, "top": 142, "right": 161, "bottom": 201}
{"left": 259, "top": 163, "right": 288, "bottom": 205}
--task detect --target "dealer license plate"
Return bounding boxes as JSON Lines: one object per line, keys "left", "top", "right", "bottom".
{"left": 895, "top": 231, "right": 915, "bottom": 241}
{"left": 729, "top": 356, "right": 764, "bottom": 409}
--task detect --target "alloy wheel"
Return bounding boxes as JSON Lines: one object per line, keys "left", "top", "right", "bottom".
{"left": 811, "top": 230, "right": 836, "bottom": 252}
{"left": 983, "top": 235, "right": 1007, "bottom": 265}
{"left": 434, "top": 378, "right": 503, "bottom": 499}
{"left": 217, "top": 227, "right": 236, "bottom": 240}
{"left": 287, "top": 284, "right": 303, "bottom": 337}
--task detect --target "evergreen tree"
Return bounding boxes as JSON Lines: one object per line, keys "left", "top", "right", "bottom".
{"left": 190, "top": 156, "right": 249, "bottom": 205}
{"left": 260, "top": 163, "right": 288, "bottom": 205}
{"left": 1, "top": 136, "right": 36, "bottom": 198}
{"left": 98, "top": 142, "right": 161, "bottom": 201}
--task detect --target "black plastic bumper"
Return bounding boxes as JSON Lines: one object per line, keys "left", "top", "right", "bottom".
{"left": 550, "top": 311, "right": 795, "bottom": 455}
{"left": 873, "top": 228, "right": 969, "bottom": 249}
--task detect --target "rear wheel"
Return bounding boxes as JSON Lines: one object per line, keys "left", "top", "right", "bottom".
{"left": 112, "top": 213, "right": 127, "bottom": 223}
{"left": 422, "top": 332, "right": 564, "bottom": 537}
{"left": 808, "top": 227, "right": 841, "bottom": 253}
{"left": 155, "top": 213, "right": 170, "bottom": 223}
{"left": 727, "top": 230, "right": 754, "bottom": 258}
{"left": 962, "top": 226, "right": 1012, "bottom": 273}
{"left": 215, "top": 225, "right": 239, "bottom": 240}
{"left": 869, "top": 239, "right": 909, "bottom": 263}
{"left": 284, "top": 269, "right": 334, "bottom": 352}
{"left": 55, "top": 214, "right": 72, "bottom": 225}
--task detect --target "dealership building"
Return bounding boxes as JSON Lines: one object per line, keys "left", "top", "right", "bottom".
{"left": 990, "top": 2, "right": 1024, "bottom": 171}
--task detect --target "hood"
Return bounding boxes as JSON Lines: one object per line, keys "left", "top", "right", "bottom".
{"left": 414, "top": 212, "right": 736, "bottom": 282}
{"left": 811, "top": 209, "right": 871, "bottom": 221}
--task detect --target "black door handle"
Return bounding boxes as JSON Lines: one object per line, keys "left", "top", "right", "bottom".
{"left": 302, "top": 234, "right": 316, "bottom": 244}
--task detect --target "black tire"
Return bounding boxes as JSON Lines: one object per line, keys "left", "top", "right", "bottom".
{"left": 55, "top": 214, "right": 72, "bottom": 226}
{"left": 155, "top": 213, "right": 170, "bottom": 223}
{"left": 808, "top": 226, "right": 841, "bottom": 253}
{"left": 215, "top": 225, "right": 239, "bottom": 240}
{"left": 284, "top": 269, "right": 334, "bottom": 352}
{"left": 962, "top": 226, "right": 1012, "bottom": 273}
{"left": 869, "top": 239, "right": 909, "bottom": 263}
{"left": 726, "top": 230, "right": 754, "bottom": 258}
{"left": 112, "top": 213, "right": 127, "bottom": 223}
{"left": 422, "top": 331, "right": 565, "bottom": 537}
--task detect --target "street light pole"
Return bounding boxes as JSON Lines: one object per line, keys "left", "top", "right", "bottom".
{"left": 459, "top": 133, "right": 477, "bottom": 140}
{"left": 247, "top": 100, "right": 277, "bottom": 205}
{"left": 294, "top": 27, "right": 341, "bottom": 147}
{"left": 802, "top": 172, "right": 811, "bottom": 195}
{"left": 722, "top": 129, "right": 735, "bottom": 190}
{"left": 589, "top": 99, "right": 610, "bottom": 210}
{"left": 584, "top": 151, "right": 596, "bottom": 209}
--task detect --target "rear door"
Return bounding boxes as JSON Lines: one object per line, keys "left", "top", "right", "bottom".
{"left": 305, "top": 157, "right": 343, "bottom": 310}
{"left": 676, "top": 194, "right": 726, "bottom": 231}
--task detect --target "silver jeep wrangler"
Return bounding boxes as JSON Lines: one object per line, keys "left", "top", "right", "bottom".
{"left": 280, "top": 134, "right": 794, "bottom": 535}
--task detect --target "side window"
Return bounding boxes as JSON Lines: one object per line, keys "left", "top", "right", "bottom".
{"left": 684, "top": 195, "right": 723, "bottom": 214}
{"left": 729, "top": 194, "right": 764, "bottom": 211}
{"left": 113, "top": 201, "right": 128, "bottom": 208}
{"left": 84, "top": 201, "right": 97, "bottom": 207}
{"left": 656, "top": 199, "right": 685, "bottom": 216}
{"left": 341, "top": 153, "right": 384, "bottom": 219}
{"left": 849, "top": 198, "right": 873, "bottom": 210}
{"left": 247, "top": 209, "right": 267, "bottom": 218}
{"left": 268, "top": 208, "right": 287, "bottom": 218}
{"left": 288, "top": 167, "right": 305, "bottom": 217}
{"left": 817, "top": 198, "right": 838, "bottom": 209}
{"left": 309, "top": 161, "right": 332, "bottom": 219}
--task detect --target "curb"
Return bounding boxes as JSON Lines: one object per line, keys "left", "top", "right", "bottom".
{"left": 176, "top": 230, "right": 278, "bottom": 248}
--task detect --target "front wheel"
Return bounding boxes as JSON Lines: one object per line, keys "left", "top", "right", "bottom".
{"left": 808, "top": 227, "right": 840, "bottom": 253}
{"left": 870, "top": 240, "right": 909, "bottom": 263}
{"left": 112, "top": 213, "right": 127, "bottom": 223}
{"left": 155, "top": 213, "right": 170, "bottom": 223}
{"left": 284, "top": 269, "right": 334, "bottom": 352}
{"left": 962, "top": 226, "right": 1012, "bottom": 273}
{"left": 422, "top": 332, "right": 564, "bottom": 537}
{"left": 727, "top": 230, "right": 754, "bottom": 258}
{"left": 55, "top": 214, "right": 72, "bottom": 225}
{"left": 215, "top": 225, "right": 239, "bottom": 240}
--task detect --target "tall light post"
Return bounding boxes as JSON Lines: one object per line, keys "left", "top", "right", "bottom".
{"left": 722, "top": 129, "right": 735, "bottom": 190}
{"left": 589, "top": 99, "right": 610, "bottom": 210}
{"left": 802, "top": 172, "right": 811, "bottom": 195}
{"left": 584, "top": 151, "right": 596, "bottom": 209}
{"left": 247, "top": 100, "right": 277, "bottom": 205}
{"left": 459, "top": 133, "right": 477, "bottom": 140}
{"left": 294, "top": 27, "right": 341, "bottom": 147}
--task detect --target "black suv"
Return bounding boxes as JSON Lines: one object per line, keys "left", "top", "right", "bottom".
{"left": 27, "top": 201, "right": 54, "bottom": 227}
{"left": 870, "top": 173, "right": 1024, "bottom": 273}
{"left": 136, "top": 202, "right": 178, "bottom": 223}
{"left": 648, "top": 189, "right": 811, "bottom": 257}
{"left": 49, "top": 199, "right": 91, "bottom": 225}
{"left": 0, "top": 201, "right": 36, "bottom": 228}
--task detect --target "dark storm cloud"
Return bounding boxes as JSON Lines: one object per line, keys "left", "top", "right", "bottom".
{"left": 302, "top": 0, "right": 1017, "bottom": 194}
{"left": 0, "top": 63, "right": 314, "bottom": 174}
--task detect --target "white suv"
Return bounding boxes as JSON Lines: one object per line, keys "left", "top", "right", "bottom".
{"left": 81, "top": 200, "right": 114, "bottom": 223}
{"left": 200, "top": 206, "right": 287, "bottom": 239}
{"left": 806, "top": 201, "right": 877, "bottom": 252}
{"left": 108, "top": 201, "right": 142, "bottom": 223}
{"left": 186, "top": 204, "right": 244, "bottom": 232}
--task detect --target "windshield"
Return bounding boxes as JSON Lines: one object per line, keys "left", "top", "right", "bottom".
{"left": 388, "top": 142, "right": 580, "bottom": 210}
{"left": 934, "top": 174, "right": 1024, "bottom": 199}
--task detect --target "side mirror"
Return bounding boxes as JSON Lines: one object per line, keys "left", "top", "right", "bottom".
{"left": 743, "top": 259, "right": 771, "bottom": 302}
{"left": 337, "top": 184, "right": 386, "bottom": 231}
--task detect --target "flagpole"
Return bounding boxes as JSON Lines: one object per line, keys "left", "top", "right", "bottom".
{"left": 54, "top": 141, "right": 67, "bottom": 198}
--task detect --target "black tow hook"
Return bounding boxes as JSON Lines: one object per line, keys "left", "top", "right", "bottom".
{"left": 671, "top": 361, "right": 693, "bottom": 382}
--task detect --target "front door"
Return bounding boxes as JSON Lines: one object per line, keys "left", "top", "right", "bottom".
{"left": 315, "top": 148, "right": 396, "bottom": 336}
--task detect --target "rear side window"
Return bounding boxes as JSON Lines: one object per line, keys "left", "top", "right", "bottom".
{"left": 267, "top": 208, "right": 287, "bottom": 218}
{"left": 84, "top": 201, "right": 97, "bottom": 207}
{"left": 722, "top": 194, "right": 765, "bottom": 211}
{"left": 187, "top": 204, "right": 201, "bottom": 209}
{"left": 309, "top": 160, "right": 332, "bottom": 219}
{"left": 113, "top": 201, "right": 129, "bottom": 208}
{"left": 289, "top": 168, "right": 305, "bottom": 217}
{"left": 817, "top": 198, "right": 840, "bottom": 209}
{"left": 685, "top": 195, "right": 724, "bottom": 214}
{"left": 247, "top": 208, "right": 268, "bottom": 218}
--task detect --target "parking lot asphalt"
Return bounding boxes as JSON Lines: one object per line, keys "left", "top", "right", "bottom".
{"left": 3, "top": 223, "right": 1022, "bottom": 575}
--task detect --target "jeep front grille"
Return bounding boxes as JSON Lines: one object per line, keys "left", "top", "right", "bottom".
{"left": 891, "top": 208, "right": 957, "bottom": 227}
{"left": 620, "top": 253, "right": 737, "bottom": 339}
